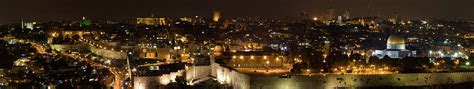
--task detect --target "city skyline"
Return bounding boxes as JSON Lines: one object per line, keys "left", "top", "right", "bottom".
{"left": 1, "top": 0, "right": 474, "bottom": 89}
{"left": 1, "top": 0, "right": 474, "bottom": 24}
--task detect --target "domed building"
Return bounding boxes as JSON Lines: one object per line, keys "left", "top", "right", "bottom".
{"left": 373, "top": 35, "right": 416, "bottom": 59}
{"left": 387, "top": 35, "right": 406, "bottom": 50}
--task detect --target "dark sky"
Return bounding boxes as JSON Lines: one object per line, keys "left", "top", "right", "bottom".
{"left": 1, "top": 0, "right": 473, "bottom": 24}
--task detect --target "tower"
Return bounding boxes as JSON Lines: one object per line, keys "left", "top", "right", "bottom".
{"left": 337, "top": 16, "right": 342, "bottom": 25}
{"left": 80, "top": 17, "right": 91, "bottom": 27}
{"left": 343, "top": 11, "right": 350, "bottom": 19}
{"left": 213, "top": 10, "right": 221, "bottom": 22}
{"left": 21, "top": 17, "right": 24, "bottom": 29}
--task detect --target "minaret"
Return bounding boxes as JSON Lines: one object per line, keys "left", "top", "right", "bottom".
{"left": 21, "top": 17, "right": 24, "bottom": 29}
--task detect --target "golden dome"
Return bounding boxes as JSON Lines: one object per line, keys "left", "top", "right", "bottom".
{"left": 387, "top": 35, "right": 405, "bottom": 45}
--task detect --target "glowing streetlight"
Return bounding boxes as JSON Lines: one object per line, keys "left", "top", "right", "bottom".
{"left": 312, "top": 17, "right": 318, "bottom": 21}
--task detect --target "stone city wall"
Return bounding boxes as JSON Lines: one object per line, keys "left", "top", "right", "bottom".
{"left": 211, "top": 63, "right": 250, "bottom": 89}
{"left": 133, "top": 70, "right": 185, "bottom": 89}
{"left": 250, "top": 72, "right": 474, "bottom": 89}
{"left": 50, "top": 44, "right": 127, "bottom": 59}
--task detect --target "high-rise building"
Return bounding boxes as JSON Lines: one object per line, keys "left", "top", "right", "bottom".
{"left": 337, "top": 16, "right": 343, "bottom": 25}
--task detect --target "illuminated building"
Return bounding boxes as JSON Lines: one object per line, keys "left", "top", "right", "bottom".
{"left": 80, "top": 17, "right": 91, "bottom": 27}
{"left": 137, "top": 18, "right": 158, "bottom": 25}
{"left": 134, "top": 63, "right": 186, "bottom": 88}
{"left": 337, "top": 16, "right": 343, "bottom": 25}
{"left": 158, "top": 18, "right": 167, "bottom": 25}
{"left": 372, "top": 35, "right": 416, "bottom": 59}
{"left": 20, "top": 18, "right": 36, "bottom": 30}
{"left": 13, "top": 58, "right": 30, "bottom": 67}
{"left": 213, "top": 10, "right": 221, "bottom": 22}
{"left": 469, "top": 46, "right": 474, "bottom": 54}
{"left": 139, "top": 48, "right": 172, "bottom": 61}
{"left": 24, "top": 22, "right": 35, "bottom": 30}
{"left": 386, "top": 35, "right": 406, "bottom": 50}
{"left": 465, "top": 33, "right": 474, "bottom": 39}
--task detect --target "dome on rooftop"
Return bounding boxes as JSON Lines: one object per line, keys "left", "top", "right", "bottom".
{"left": 387, "top": 35, "right": 405, "bottom": 49}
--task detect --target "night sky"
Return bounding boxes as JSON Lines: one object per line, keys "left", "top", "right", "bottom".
{"left": 1, "top": 0, "right": 473, "bottom": 24}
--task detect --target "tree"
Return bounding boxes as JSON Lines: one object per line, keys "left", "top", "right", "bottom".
{"left": 291, "top": 63, "right": 305, "bottom": 73}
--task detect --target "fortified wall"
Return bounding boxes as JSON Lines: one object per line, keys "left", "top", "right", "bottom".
{"left": 50, "top": 43, "right": 127, "bottom": 59}
{"left": 250, "top": 72, "right": 474, "bottom": 89}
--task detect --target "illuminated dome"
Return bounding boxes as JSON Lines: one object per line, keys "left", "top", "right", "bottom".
{"left": 386, "top": 35, "right": 405, "bottom": 49}
{"left": 214, "top": 45, "right": 224, "bottom": 52}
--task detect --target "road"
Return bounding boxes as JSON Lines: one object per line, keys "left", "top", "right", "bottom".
{"left": 1, "top": 37, "right": 129, "bottom": 89}
{"left": 61, "top": 50, "right": 128, "bottom": 89}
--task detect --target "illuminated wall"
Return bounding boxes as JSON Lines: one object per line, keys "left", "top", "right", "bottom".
{"left": 134, "top": 70, "right": 185, "bottom": 89}
{"left": 212, "top": 63, "right": 250, "bottom": 89}
{"left": 50, "top": 43, "right": 127, "bottom": 59}
{"left": 185, "top": 66, "right": 212, "bottom": 81}
{"left": 249, "top": 73, "right": 474, "bottom": 89}
{"left": 137, "top": 18, "right": 166, "bottom": 25}
{"left": 90, "top": 46, "right": 127, "bottom": 59}
{"left": 228, "top": 55, "right": 289, "bottom": 68}
{"left": 139, "top": 48, "right": 172, "bottom": 60}
{"left": 50, "top": 44, "right": 89, "bottom": 52}
{"left": 137, "top": 18, "right": 158, "bottom": 25}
